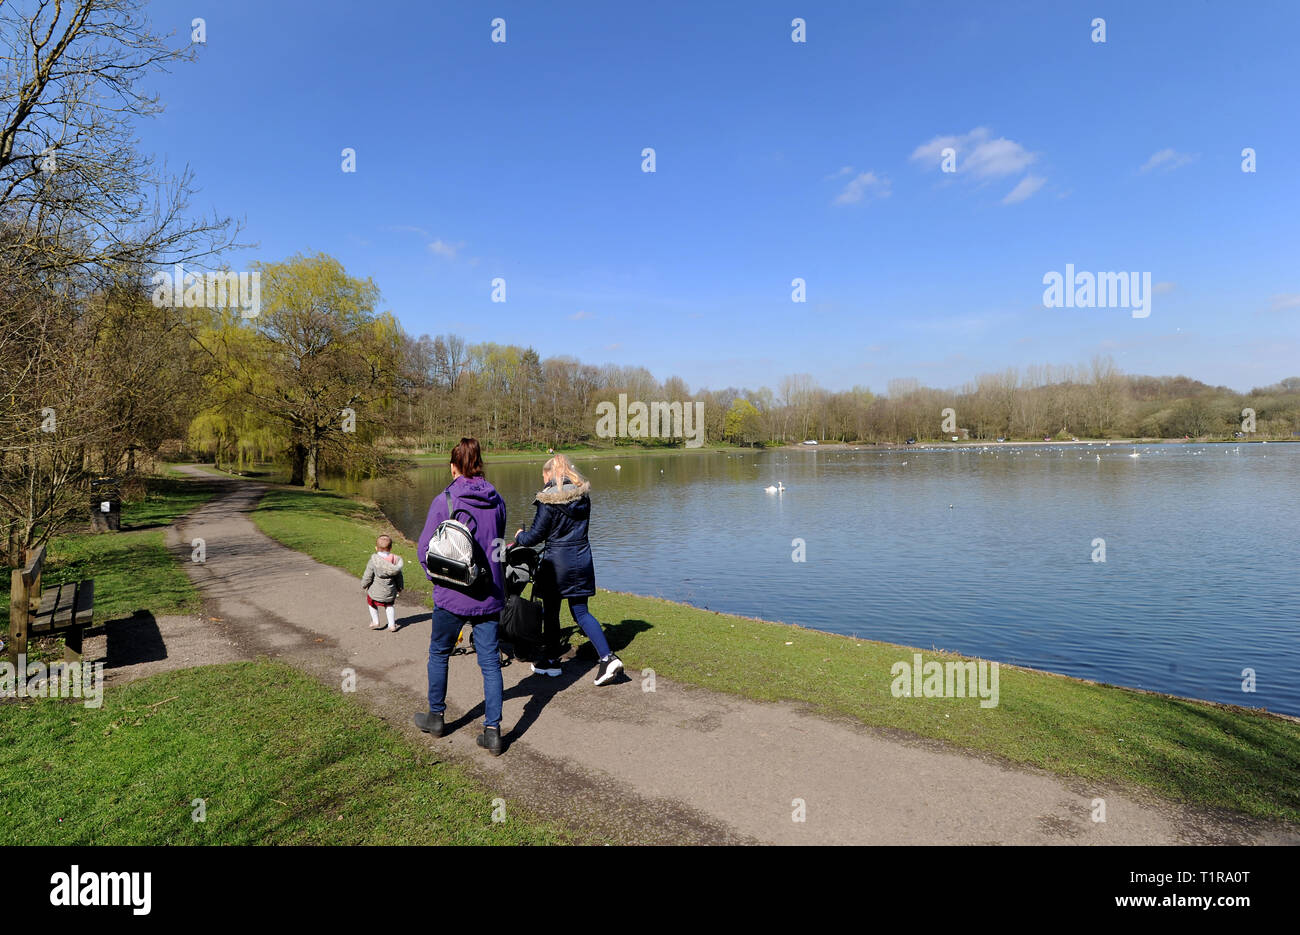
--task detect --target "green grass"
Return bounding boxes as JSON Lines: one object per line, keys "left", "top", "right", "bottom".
{"left": 194, "top": 445, "right": 748, "bottom": 484}
{"left": 251, "top": 487, "right": 432, "bottom": 608}
{"left": 0, "top": 660, "right": 565, "bottom": 845}
{"left": 249, "top": 482, "right": 1300, "bottom": 825}
{"left": 3, "top": 476, "right": 217, "bottom": 655}
{"left": 451, "top": 443, "right": 747, "bottom": 463}
{"left": 593, "top": 592, "right": 1300, "bottom": 823}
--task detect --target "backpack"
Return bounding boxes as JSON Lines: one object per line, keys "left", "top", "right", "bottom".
{"left": 424, "top": 491, "right": 483, "bottom": 588}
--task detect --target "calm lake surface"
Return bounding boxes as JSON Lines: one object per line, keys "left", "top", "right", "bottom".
{"left": 361, "top": 444, "right": 1300, "bottom": 716}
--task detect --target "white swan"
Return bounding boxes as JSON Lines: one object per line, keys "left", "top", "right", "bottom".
{"left": 1129, "top": 448, "right": 1140, "bottom": 458}
{"left": 764, "top": 482, "right": 786, "bottom": 493}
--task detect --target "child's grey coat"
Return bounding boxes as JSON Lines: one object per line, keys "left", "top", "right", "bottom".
{"left": 361, "top": 552, "right": 405, "bottom": 603}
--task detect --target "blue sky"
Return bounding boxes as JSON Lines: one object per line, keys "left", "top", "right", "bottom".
{"left": 140, "top": 0, "right": 1299, "bottom": 394}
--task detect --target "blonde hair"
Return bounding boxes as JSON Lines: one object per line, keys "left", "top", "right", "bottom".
{"left": 544, "top": 453, "right": 585, "bottom": 487}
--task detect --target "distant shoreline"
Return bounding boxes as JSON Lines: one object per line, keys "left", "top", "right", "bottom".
{"left": 779, "top": 437, "right": 1298, "bottom": 451}
{"left": 394, "top": 438, "right": 1298, "bottom": 466}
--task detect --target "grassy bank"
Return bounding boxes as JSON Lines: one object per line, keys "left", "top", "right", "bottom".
{"left": 0, "top": 660, "right": 565, "bottom": 845}
{"left": 417, "top": 443, "right": 746, "bottom": 463}
{"left": 252, "top": 486, "right": 431, "bottom": 607}
{"left": 2, "top": 476, "right": 217, "bottom": 655}
{"left": 249, "top": 482, "right": 1300, "bottom": 825}
{"left": 188, "top": 445, "right": 747, "bottom": 484}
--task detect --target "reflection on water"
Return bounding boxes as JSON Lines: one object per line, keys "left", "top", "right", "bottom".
{"left": 359, "top": 444, "right": 1300, "bottom": 716}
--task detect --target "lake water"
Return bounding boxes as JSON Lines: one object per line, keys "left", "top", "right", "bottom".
{"left": 361, "top": 444, "right": 1300, "bottom": 716}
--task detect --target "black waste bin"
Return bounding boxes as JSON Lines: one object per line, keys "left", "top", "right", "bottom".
{"left": 90, "top": 477, "right": 121, "bottom": 532}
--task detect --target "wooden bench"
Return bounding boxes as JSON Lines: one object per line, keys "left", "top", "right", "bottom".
{"left": 7, "top": 545, "right": 98, "bottom": 663}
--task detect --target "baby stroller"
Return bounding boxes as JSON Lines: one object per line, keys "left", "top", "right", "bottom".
{"left": 499, "top": 544, "right": 544, "bottom": 661}
{"left": 503, "top": 543, "right": 542, "bottom": 597}
{"left": 451, "top": 544, "right": 541, "bottom": 663}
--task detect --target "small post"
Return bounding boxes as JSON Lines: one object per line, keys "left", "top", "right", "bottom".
{"left": 9, "top": 565, "right": 27, "bottom": 663}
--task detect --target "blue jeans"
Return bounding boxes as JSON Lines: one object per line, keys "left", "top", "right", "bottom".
{"left": 427, "top": 607, "right": 502, "bottom": 729}
{"left": 541, "top": 597, "right": 612, "bottom": 660}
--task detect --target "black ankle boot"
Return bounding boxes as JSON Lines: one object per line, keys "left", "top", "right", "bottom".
{"left": 476, "top": 725, "right": 503, "bottom": 756}
{"left": 413, "top": 711, "right": 445, "bottom": 737}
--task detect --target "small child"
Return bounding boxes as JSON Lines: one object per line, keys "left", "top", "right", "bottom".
{"left": 361, "top": 535, "right": 405, "bottom": 632}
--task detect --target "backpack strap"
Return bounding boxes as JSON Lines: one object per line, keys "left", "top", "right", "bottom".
{"left": 445, "top": 489, "right": 476, "bottom": 532}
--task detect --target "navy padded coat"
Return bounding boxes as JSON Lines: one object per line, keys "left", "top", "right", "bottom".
{"left": 513, "top": 480, "right": 596, "bottom": 599}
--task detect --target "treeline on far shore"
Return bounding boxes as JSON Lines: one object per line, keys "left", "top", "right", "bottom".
{"left": 385, "top": 339, "right": 1300, "bottom": 451}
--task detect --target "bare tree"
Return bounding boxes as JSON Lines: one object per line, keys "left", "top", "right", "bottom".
{"left": 0, "top": 0, "right": 234, "bottom": 563}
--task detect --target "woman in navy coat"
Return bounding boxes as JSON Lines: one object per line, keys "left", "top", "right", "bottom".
{"left": 512, "top": 454, "right": 624, "bottom": 686}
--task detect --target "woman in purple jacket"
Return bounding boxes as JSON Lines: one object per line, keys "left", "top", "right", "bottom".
{"left": 412, "top": 438, "right": 508, "bottom": 755}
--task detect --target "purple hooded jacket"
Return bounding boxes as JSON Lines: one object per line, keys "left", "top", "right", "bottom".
{"left": 416, "top": 475, "right": 507, "bottom": 617}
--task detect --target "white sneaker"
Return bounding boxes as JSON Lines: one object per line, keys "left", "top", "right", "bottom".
{"left": 386, "top": 623, "right": 398, "bottom": 632}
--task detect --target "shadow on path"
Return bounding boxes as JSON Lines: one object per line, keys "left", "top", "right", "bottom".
{"left": 102, "top": 611, "right": 167, "bottom": 669}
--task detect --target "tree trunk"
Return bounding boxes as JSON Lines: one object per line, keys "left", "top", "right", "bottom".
{"left": 290, "top": 442, "right": 307, "bottom": 486}
{"left": 306, "top": 444, "right": 320, "bottom": 490}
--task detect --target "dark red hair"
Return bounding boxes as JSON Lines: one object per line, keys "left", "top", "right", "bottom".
{"left": 450, "top": 437, "right": 484, "bottom": 478}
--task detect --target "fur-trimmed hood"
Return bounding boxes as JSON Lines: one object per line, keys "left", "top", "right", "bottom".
{"left": 534, "top": 480, "right": 590, "bottom": 505}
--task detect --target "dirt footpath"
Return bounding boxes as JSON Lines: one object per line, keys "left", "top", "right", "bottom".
{"left": 155, "top": 466, "right": 1297, "bottom": 845}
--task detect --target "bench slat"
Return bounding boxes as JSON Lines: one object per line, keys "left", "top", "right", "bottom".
{"left": 30, "top": 580, "right": 94, "bottom": 633}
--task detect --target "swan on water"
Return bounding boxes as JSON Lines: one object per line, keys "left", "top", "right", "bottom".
{"left": 764, "top": 482, "right": 786, "bottom": 493}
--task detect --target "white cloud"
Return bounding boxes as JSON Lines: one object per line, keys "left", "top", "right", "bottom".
{"left": 1153, "top": 281, "right": 1177, "bottom": 295}
{"left": 429, "top": 239, "right": 466, "bottom": 259}
{"left": 387, "top": 224, "right": 431, "bottom": 238}
{"left": 833, "top": 171, "right": 891, "bottom": 205}
{"left": 1268, "top": 294, "right": 1300, "bottom": 311}
{"left": 1140, "top": 148, "right": 1196, "bottom": 172}
{"left": 824, "top": 165, "right": 855, "bottom": 180}
{"left": 569, "top": 310, "right": 594, "bottom": 320}
{"left": 1001, "top": 175, "right": 1046, "bottom": 204}
{"left": 911, "top": 127, "right": 1037, "bottom": 178}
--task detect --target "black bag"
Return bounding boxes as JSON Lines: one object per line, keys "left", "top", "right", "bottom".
{"left": 501, "top": 579, "right": 544, "bottom": 647}
{"left": 500, "top": 544, "right": 543, "bottom": 646}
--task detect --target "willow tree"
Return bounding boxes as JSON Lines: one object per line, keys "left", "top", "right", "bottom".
{"left": 203, "top": 253, "right": 403, "bottom": 488}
